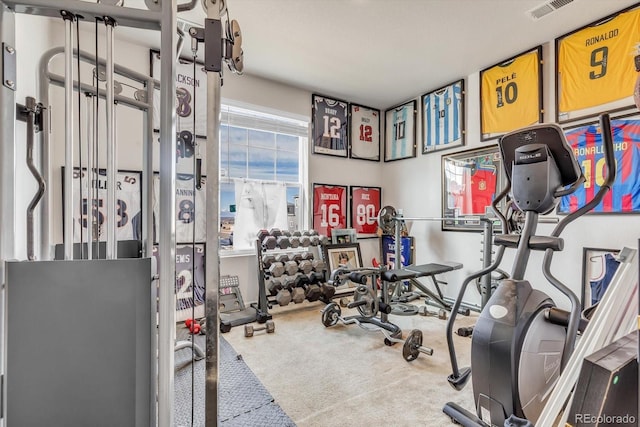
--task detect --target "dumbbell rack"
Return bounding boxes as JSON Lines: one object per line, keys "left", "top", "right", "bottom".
{"left": 252, "top": 230, "right": 336, "bottom": 321}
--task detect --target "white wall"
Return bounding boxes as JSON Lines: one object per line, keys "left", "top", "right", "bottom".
{"left": 17, "top": 7, "right": 640, "bottom": 310}
{"left": 23, "top": 20, "right": 384, "bottom": 303}
{"left": 381, "top": 37, "right": 640, "bottom": 310}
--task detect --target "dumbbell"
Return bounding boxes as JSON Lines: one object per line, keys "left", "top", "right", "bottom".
{"left": 275, "top": 278, "right": 292, "bottom": 306}
{"left": 299, "top": 235, "right": 311, "bottom": 247}
{"left": 270, "top": 228, "right": 282, "bottom": 237}
{"left": 290, "top": 236, "right": 300, "bottom": 248}
{"left": 457, "top": 326, "right": 473, "bottom": 337}
{"left": 268, "top": 279, "right": 283, "bottom": 296}
{"left": 320, "top": 283, "right": 335, "bottom": 302}
{"left": 310, "top": 235, "right": 320, "bottom": 246}
{"left": 185, "top": 318, "right": 201, "bottom": 334}
{"left": 312, "top": 259, "right": 326, "bottom": 272}
{"left": 292, "top": 231, "right": 302, "bottom": 237}
{"left": 261, "top": 254, "right": 276, "bottom": 269}
{"left": 318, "top": 235, "right": 329, "bottom": 245}
{"left": 284, "top": 260, "right": 299, "bottom": 276}
{"left": 268, "top": 262, "right": 285, "bottom": 277}
{"left": 244, "top": 320, "right": 275, "bottom": 337}
{"left": 258, "top": 229, "right": 277, "bottom": 249}
{"left": 288, "top": 275, "right": 306, "bottom": 304}
{"left": 301, "top": 252, "right": 314, "bottom": 260}
{"left": 298, "top": 259, "right": 313, "bottom": 274}
{"left": 276, "top": 254, "right": 290, "bottom": 264}
{"left": 277, "top": 235, "right": 291, "bottom": 249}
{"left": 289, "top": 253, "right": 303, "bottom": 262}
{"left": 295, "top": 275, "right": 322, "bottom": 302}
{"left": 309, "top": 230, "right": 319, "bottom": 236}
{"left": 282, "top": 230, "right": 292, "bottom": 237}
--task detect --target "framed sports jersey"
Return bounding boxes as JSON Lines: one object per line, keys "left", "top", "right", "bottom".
{"left": 384, "top": 100, "right": 417, "bottom": 162}
{"left": 153, "top": 172, "right": 207, "bottom": 244}
{"left": 349, "top": 186, "right": 382, "bottom": 238}
{"left": 152, "top": 243, "right": 206, "bottom": 322}
{"left": 441, "top": 146, "right": 506, "bottom": 232}
{"left": 581, "top": 247, "right": 621, "bottom": 310}
{"left": 556, "top": 5, "right": 640, "bottom": 123}
{"left": 312, "top": 183, "right": 348, "bottom": 238}
{"left": 380, "top": 235, "right": 414, "bottom": 269}
{"left": 480, "top": 46, "right": 543, "bottom": 141}
{"left": 422, "top": 79, "right": 465, "bottom": 154}
{"left": 349, "top": 103, "right": 380, "bottom": 161}
{"left": 66, "top": 167, "right": 142, "bottom": 243}
{"left": 558, "top": 117, "right": 640, "bottom": 215}
{"left": 312, "top": 94, "right": 349, "bottom": 158}
{"left": 151, "top": 49, "right": 207, "bottom": 137}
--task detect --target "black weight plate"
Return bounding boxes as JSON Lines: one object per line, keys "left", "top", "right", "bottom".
{"left": 403, "top": 329, "right": 422, "bottom": 362}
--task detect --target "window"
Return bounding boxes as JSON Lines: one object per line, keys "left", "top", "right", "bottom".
{"left": 219, "top": 104, "right": 308, "bottom": 251}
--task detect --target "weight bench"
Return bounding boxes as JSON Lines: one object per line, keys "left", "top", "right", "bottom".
{"left": 382, "top": 262, "right": 469, "bottom": 316}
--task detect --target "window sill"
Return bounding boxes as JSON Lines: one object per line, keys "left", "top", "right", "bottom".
{"left": 219, "top": 248, "right": 256, "bottom": 258}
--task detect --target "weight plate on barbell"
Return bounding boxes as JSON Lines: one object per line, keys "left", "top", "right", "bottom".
{"left": 402, "top": 329, "right": 422, "bottom": 362}
{"left": 321, "top": 303, "right": 340, "bottom": 327}
{"left": 377, "top": 205, "right": 397, "bottom": 235}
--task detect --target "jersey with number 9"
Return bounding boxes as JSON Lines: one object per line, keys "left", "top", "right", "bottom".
{"left": 558, "top": 8, "right": 640, "bottom": 113}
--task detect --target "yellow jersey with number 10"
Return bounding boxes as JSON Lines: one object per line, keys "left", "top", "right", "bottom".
{"left": 558, "top": 8, "right": 640, "bottom": 113}
{"left": 481, "top": 49, "right": 541, "bottom": 135}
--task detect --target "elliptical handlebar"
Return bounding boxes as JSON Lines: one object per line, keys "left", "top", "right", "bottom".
{"left": 543, "top": 113, "right": 616, "bottom": 369}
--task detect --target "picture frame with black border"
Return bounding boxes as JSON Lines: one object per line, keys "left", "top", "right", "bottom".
{"left": 311, "top": 94, "right": 349, "bottom": 158}
{"left": 441, "top": 145, "right": 506, "bottom": 232}
{"left": 323, "top": 242, "right": 363, "bottom": 277}
{"left": 331, "top": 228, "right": 357, "bottom": 244}
{"left": 421, "top": 79, "right": 465, "bottom": 154}
{"left": 555, "top": 4, "right": 640, "bottom": 124}
{"left": 349, "top": 185, "right": 381, "bottom": 238}
{"left": 349, "top": 103, "right": 381, "bottom": 161}
{"left": 581, "top": 247, "right": 621, "bottom": 311}
{"left": 312, "top": 183, "right": 348, "bottom": 238}
{"left": 384, "top": 99, "right": 417, "bottom": 162}
{"left": 479, "top": 46, "right": 543, "bottom": 141}
{"left": 150, "top": 49, "right": 208, "bottom": 138}
{"left": 557, "top": 112, "right": 640, "bottom": 215}
{"left": 62, "top": 167, "right": 143, "bottom": 244}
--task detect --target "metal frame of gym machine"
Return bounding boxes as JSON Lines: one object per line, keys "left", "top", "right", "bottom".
{"left": 0, "top": 1, "right": 222, "bottom": 426}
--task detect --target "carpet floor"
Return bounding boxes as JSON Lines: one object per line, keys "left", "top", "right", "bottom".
{"left": 220, "top": 300, "right": 479, "bottom": 427}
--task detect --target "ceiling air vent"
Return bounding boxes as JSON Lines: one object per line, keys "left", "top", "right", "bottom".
{"left": 528, "top": 0, "right": 574, "bottom": 20}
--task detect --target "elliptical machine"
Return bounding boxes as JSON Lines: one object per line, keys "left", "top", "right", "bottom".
{"left": 443, "top": 114, "right": 616, "bottom": 426}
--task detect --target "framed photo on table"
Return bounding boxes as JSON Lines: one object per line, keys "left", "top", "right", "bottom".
{"left": 441, "top": 145, "right": 506, "bottom": 232}
{"left": 312, "top": 183, "right": 348, "bottom": 238}
{"left": 480, "top": 46, "right": 543, "bottom": 141}
{"left": 422, "top": 79, "right": 465, "bottom": 154}
{"left": 581, "top": 247, "right": 621, "bottom": 310}
{"left": 331, "top": 228, "right": 357, "bottom": 244}
{"left": 349, "top": 186, "right": 381, "bottom": 238}
{"left": 384, "top": 100, "right": 417, "bottom": 161}
{"left": 312, "top": 94, "right": 349, "bottom": 158}
{"left": 555, "top": 5, "right": 640, "bottom": 123}
{"left": 349, "top": 103, "right": 381, "bottom": 161}
{"left": 558, "top": 116, "right": 640, "bottom": 215}
{"left": 323, "top": 243, "right": 363, "bottom": 273}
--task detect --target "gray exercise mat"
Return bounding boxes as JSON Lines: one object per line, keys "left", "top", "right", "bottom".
{"left": 175, "top": 328, "right": 295, "bottom": 426}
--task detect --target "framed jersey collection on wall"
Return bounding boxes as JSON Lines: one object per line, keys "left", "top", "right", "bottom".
{"left": 421, "top": 79, "right": 465, "bottom": 154}
{"left": 384, "top": 100, "right": 417, "bottom": 162}
{"left": 350, "top": 186, "right": 381, "bottom": 238}
{"left": 441, "top": 145, "right": 506, "bottom": 232}
{"left": 555, "top": 4, "right": 640, "bottom": 123}
{"left": 479, "top": 46, "right": 543, "bottom": 141}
